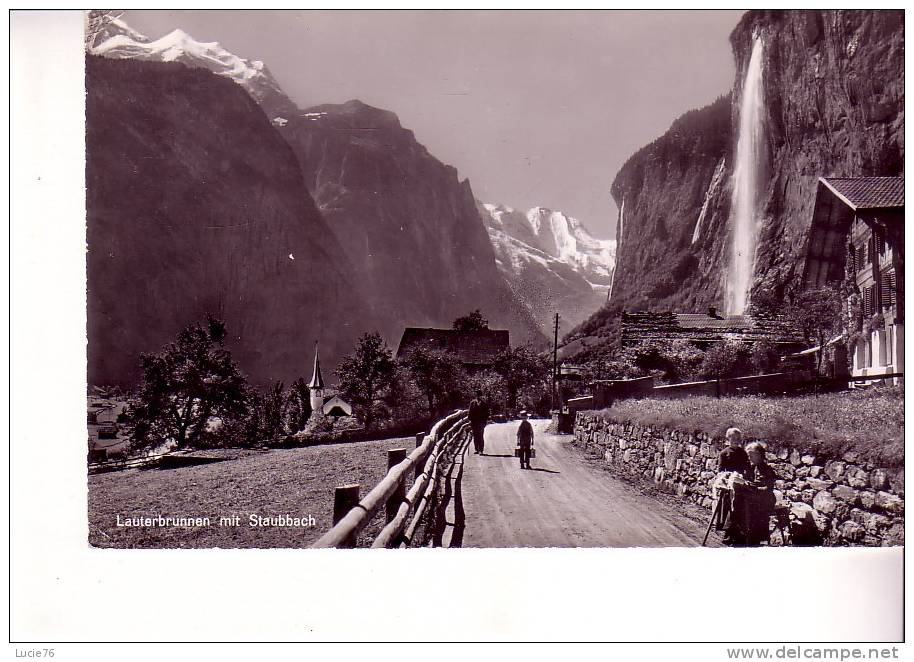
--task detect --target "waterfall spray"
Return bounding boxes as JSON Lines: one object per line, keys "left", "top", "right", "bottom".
{"left": 725, "top": 36, "right": 765, "bottom": 315}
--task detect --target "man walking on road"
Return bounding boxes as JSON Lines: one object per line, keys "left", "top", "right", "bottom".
{"left": 468, "top": 390, "right": 489, "bottom": 454}
{"left": 516, "top": 411, "right": 534, "bottom": 469}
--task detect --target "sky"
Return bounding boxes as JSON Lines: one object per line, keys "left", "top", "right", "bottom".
{"left": 125, "top": 9, "right": 744, "bottom": 239}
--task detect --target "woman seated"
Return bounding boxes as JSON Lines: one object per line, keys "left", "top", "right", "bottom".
{"left": 723, "top": 441, "right": 777, "bottom": 546}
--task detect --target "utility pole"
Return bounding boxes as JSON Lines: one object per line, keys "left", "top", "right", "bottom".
{"left": 552, "top": 313, "right": 559, "bottom": 411}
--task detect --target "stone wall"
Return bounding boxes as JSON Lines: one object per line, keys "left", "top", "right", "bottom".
{"left": 573, "top": 411, "right": 904, "bottom": 546}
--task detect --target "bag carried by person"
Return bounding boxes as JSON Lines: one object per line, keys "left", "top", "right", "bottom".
{"left": 514, "top": 446, "right": 536, "bottom": 458}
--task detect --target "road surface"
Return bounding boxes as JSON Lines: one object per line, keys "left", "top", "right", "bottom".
{"left": 440, "top": 420, "right": 715, "bottom": 548}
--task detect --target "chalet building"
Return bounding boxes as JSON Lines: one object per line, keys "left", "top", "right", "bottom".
{"left": 803, "top": 176, "right": 904, "bottom": 384}
{"left": 620, "top": 309, "right": 803, "bottom": 349}
{"left": 396, "top": 327, "right": 510, "bottom": 371}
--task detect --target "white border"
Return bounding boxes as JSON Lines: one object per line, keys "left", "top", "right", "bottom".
{"left": 8, "top": 8, "right": 906, "bottom": 649}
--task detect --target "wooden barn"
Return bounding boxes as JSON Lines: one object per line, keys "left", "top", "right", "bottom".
{"left": 396, "top": 327, "right": 510, "bottom": 371}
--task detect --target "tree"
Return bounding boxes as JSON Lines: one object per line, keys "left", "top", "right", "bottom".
{"left": 335, "top": 332, "right": 396, "bottom": 428}
{"left": 284, "top": 378, "right": 312, "bottom": 434}
{"left": 491, "top": 346, "right": 550, "bottom": 411}
{"left": 786, "top": 284, "right": 846, "bottom": 382}
{"left": 750, "top": 341, "right": 782, "bottom": 375}
{"left": 400, "top": 346, "right": 465, "bottom": 419}
{"left": 126, "top": 316, "right": 248, "bottom": 452}
{"left": 248, "top": 381, "right": 286, "bottom": 441}
{"left": 698, "top": 341, "right": 751, "bottom": 381}
{"left": 453, "top": 309, "right": 489, "bottom": 332}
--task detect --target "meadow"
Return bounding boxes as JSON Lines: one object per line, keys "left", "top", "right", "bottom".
{"left": 88, "top": 436, "right": 416, "bottom": 548}
{"left": 598, "top": 386, "right": 904, "bottom": 467}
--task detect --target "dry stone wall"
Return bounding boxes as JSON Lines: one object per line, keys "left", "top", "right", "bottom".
{"left": 573, "top": 412, "right": 904, "bottom": 546}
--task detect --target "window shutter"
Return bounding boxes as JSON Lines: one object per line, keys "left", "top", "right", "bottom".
{"left": 882, "top": 271, "right": 896, "bottom": 307}
{"left": 863, "top": 286, "right": 873, "bottom": 317}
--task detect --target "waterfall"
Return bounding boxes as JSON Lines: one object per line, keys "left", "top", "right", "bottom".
{"left": 692, "top": 158, "right": 726, "bottom": 245}
{"left": 725, "top": 36, "right": 765, "bottom": 315}
{"left": 607, "top": 196, "right": 623, "bottom": 301}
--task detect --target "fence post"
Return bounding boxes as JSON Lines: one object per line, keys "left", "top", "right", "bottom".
{"left": 414, "top": 433, "right": 426, "bottom": 479}
{"left": 386, "top": 448, "right": 407, "bottom": 523}
{"left": 333, "top": 484, "right": 360, "bottom": 548}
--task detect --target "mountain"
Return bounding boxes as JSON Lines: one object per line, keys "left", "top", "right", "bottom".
{"left": 479, "top": 203, "right": 615, "bottom": 332}
{"left": 578, "top": 9, "right": 903, "bottom": 335}
{"left": 86, "top": 55, "right": 370, "bottom": 386}
{"left": 277, "top": 101, "right": 546, "bottom": 346}
{"left": 90, "top": 17, "right": 544, "bottom": 350}
{"left": 605, "top": 95, "right": 732, "bottom": 313}
{"left": 90, "top": 18, "right": 298, "bottom": 119}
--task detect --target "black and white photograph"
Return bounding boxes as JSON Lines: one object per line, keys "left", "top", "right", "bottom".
{"left": 80, "top": 8, "right": 904, "bottom": 552}
{"left": 10, "top": 7, "right": 906, "bottom": 646}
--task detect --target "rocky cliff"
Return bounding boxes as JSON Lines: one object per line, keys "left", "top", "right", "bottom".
{"left": 278, "top": 101, "right": 545, "bottom": 346}
{"left": 598, "top": 10, "right": 903, "bottom": 322}
{"left": 86, "top": 55, "right": 369, "bottom": 386}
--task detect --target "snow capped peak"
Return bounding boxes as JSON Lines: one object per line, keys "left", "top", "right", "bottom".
{"left": 162, "top": 27, "right": 191, "bottom": 41}
{"left": 108, "top": 17, "right": 149, "bottom": 43}
{"left": 479, "top": 201, "right": 616, "bottom": 285}
{"left": 485, "top": 202, "right": 515, "bottom": 214}
{"left": 90, "top": 16, "right": 298, "bottom": 117}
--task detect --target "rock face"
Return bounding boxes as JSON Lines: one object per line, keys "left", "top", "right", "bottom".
{"left": 86, "top": 55, "right": 369, "bottom": 386}
{"left": 597, "top": 9, "right": 903, "bottom": 321}
{"left": 608, "top": 95, "right": 732, "bottom": 313}
{"left": 278, "top": 101, "right": 545, "bottom": 346}
{"left": 479, "top": 202, "right": 615, "bottom": 332}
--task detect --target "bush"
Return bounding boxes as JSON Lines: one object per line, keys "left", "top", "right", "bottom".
{"left": 750, "top": 341, "right": 782, "bottom": 375}
{"left": 698, "top": 341, "right": 751, "bottom": 380}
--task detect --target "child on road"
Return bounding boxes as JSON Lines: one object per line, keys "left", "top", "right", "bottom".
{"left": 516, "top": 411, "right": 534, "bottom": 469}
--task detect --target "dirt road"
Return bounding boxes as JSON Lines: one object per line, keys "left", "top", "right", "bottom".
{"left": 441, "top": 420, "right": 714, "bottom": 548}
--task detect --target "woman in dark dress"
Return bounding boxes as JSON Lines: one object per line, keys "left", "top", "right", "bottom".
{"left": 726, "top": 441, "right": 777, "bottom": 546}
{"left": 718, "top": 427, "right": 750, "bottom": 476}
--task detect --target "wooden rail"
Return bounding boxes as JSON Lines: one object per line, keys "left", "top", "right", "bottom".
{"left": 87, "top": 451, "right": 172, "bottom": 474}
{"left": 311, "top": 409, "right": 469, "bottom": 549}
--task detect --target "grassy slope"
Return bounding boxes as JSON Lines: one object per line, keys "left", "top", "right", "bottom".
{"left": 595, "top": 387, "right": 904, "bottom": 467}
{"left": 88, "top": 437, "right": 416, "bottom": 548}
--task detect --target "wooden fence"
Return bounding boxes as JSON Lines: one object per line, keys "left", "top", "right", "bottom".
{"left": 311, "top": 409, "right": 470, "bottom": 549}
{"left": 87, "top": 451, "right": 171, "bottom": 474}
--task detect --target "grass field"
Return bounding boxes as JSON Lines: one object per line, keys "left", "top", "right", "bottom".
{"left": 597, "top": 386, "right": 904, "bottom": 467}
{"left": 88, "top": 436, "right": 417, "bottom": 548}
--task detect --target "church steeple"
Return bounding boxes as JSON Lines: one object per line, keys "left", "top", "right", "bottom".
{"left": 308, "top": 343, "right": 325, "bottom": 389}
{"left": 308, "top": 343, "right": 325, "bottom": 421}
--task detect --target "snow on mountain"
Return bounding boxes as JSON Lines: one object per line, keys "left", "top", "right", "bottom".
{"left": 90, "top": 18, "right": 298, "bottom": 118}
{"left": 481, "top": 203, "right": 615, "bottom": 285}
{"left": 479, "top": 202, "right": 616, "bottom": 332}
{"left": 89, "top": 16, "right": 150, "bottom": 47}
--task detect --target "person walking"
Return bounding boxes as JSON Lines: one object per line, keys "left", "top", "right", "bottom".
{"left": 516, "top": 411, "right": 534, "bottom": 469}
{"left": 468, "top": 390, "right": 490, "bottom": 454}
